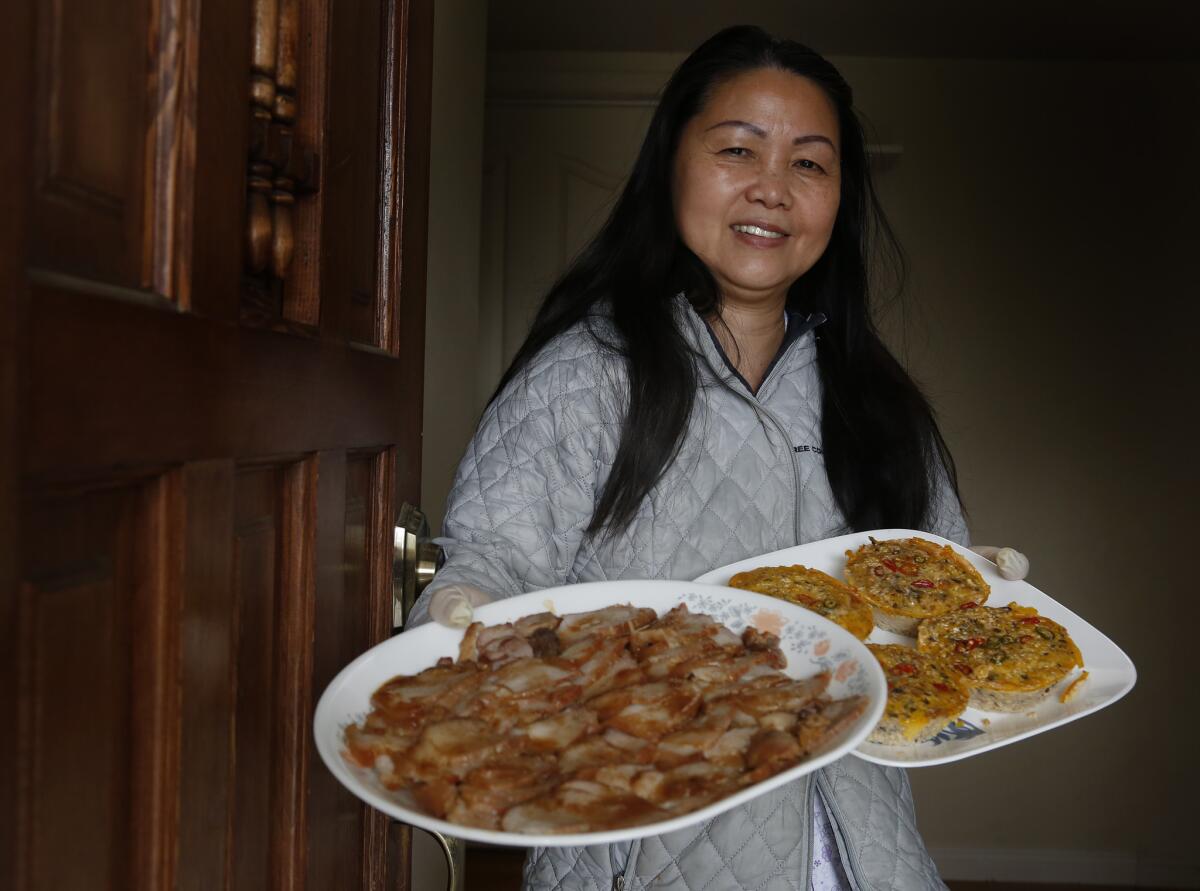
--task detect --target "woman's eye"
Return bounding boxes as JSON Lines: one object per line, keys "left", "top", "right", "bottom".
{"left": 720, "top": 147, "right": 751, "bottom": 157}
{"left": 795, "top": 158, "right": 825, "bottom": 172}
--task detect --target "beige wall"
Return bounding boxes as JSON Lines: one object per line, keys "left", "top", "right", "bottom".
{"left": 420, "top": 0, "right": 488, "bottom": 535}
{"left": 835, "top": 56, "right": 1199, "bottom": 886}
{"left": 414, "top": 2, "right": 486, "bottom": 886}
{"left": 423, "top": 46, "right": 1200, "bottom": 885}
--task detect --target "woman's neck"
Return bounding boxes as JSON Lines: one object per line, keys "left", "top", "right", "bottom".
{"left": 707, "top": 297, "right": 788, "bottom": 393}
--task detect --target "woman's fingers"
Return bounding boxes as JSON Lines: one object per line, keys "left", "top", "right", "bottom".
{"left": 427, "top": 584, "right": 493, "bottom": 628}
{"left": 969, "top": 545, "right": 1030, "bottom": 581}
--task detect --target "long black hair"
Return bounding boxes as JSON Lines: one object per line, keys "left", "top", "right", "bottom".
{"left": 492, "top": 25, "right": 960, "bottom": 536}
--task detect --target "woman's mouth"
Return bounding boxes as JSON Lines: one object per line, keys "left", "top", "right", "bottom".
{"left": 731, "top": 224, "right": 786, "bottom": 239}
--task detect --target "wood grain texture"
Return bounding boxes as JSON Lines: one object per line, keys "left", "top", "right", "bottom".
{"left": 27, "top": 284, "right": 410, "bottom": 474}
{"left": 230, "top": 466, "right": 281, "bottom": 891}
{"left": 275, "top": 0, "right": 299, "bottom": 116}
{"left": 0, "top": 0, "right": 33, "bottom": 880}
{"left": 146, "top": 0, "right": 199, "bottom": 303}
{"left": 307, "top": 451, "right": 356, "bottom": 890}
{"left": 390, "top": 0, "right": 433, "bottom": 505}
{"left": 281, "top": 0, "right": 329, "bottom": 327}
{"left": 188, "top": 0, "right": 251, "bottom": 321}
{"left": 363, "top": 449, "right": 395, "bottom": 887}
{"left": 268, "top": 0, "right": 300, "bottom": 282}
{"left": 129, "top": 472, "right": 183, "bottom": 891}
{"left": 18, "top": 478, "right": 182, "bottom": 891}
{"left": 32, "top": 0, "right": 150, "bottom": 285}
{"left": 7, "top": 0, "right": 433, "bottom": 886}
{"left": 319, "top": 0, "right": 386, "bottom": 345}
{"left": 273, "top": 457, "right": 318, "bottom": 891}
{"left": 175, "top": 461, "right": 237, "bottom": 891}
{"left": 250, "top": 0, "right": 279, "bottom": 106}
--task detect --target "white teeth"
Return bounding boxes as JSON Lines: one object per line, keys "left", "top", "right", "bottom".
{"left": 732, "top": 224, "right": 785, "bottom": 238}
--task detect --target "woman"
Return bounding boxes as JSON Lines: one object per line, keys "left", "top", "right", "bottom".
{"left": 412, "top": 25, "right": 1023, "bottom": 890}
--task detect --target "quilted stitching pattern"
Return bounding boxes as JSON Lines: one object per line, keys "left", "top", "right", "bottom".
{"left": 818, "top": 759, "right": 948, "bottom": 890}
{"left": 411, "top": 302, "right": 852, "bottom": 627}
{"left": 410, "top": 297, "right": 968, "bottom": 887}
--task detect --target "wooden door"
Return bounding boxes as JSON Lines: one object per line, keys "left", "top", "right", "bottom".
{"left": 0, "top": 0, "right": 433, "bottom": 889}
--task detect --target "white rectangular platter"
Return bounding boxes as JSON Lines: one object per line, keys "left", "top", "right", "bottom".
{"left": 693, "top": 529, "right": 1136, "bottom": 767}
{"left": 313, "top": 579, "right": 887, "bottom": 847}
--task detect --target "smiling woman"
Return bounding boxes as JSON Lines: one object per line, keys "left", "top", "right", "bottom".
{"left": 413, "top": 24, "right": 971, "bottom": 891}
{"left": 672, "top": 68, "right": 843, "bottom": 388}
{"left": 673, "top": 70, "right": 842, "bottom": 301}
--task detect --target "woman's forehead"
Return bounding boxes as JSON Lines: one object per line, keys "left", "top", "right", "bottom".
{"left": 696, "top": 68, "right": 839, "bottom": 142}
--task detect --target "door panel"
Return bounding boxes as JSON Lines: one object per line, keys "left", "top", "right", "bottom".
{"left": 20, "top": 475, "right": 180, "bottom": 891}
{"left": 3, "top": 0, "right": 434, "bottom": 888}
{"left": 23, "top": 490, "right": 138, "bottom": 890}
{"left": 32, "top": 0, "right": 150, "bottom": 285}
{"left": 176, "top": 461, "right": 236, "bottom": 891}
{"left": 322, "top": 0, "right": 387, "bottom": 345}
{"left": 306, "top": 449, "right": 391, "bottom": 890}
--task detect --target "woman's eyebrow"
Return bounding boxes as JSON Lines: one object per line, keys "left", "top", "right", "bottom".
{"left": 705, "top": 119, "right": 767, "bottom": 137}
{"left": 705, "top": 120, "right": 836, "bottom": 150}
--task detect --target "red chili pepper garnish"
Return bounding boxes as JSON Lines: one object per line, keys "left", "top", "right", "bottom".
{"left": 958, "top": 601, "right": 978, "bottom": 610}
{"left": 1020, "top": 616, "right": 1042, "bottom": 625}
{"left": 890, "top": 663, "right": 916, "bottom": 675}
{"left": 932, "top": 682, "right": 952, "bottom": 693}
{"left": 955, "top": 636, "right": 986, "bottom": 652}
{"left": 881, "top": 558, "right": 899, "bottom": 572}
{"left": 953, "top": 662, "right": 973, "bottom": 676}
{"left": 1019, "top": 635, "right": 1034, "bottom": 644}
{"left": 911, "top": 579, "right": 935, "bottom": 589}
{"left": 897, "top": 561, "right": 919, "bottom": 576}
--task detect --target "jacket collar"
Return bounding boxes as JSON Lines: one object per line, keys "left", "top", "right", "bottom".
{"left": 673, "top": 293, "right": 825, "bottom": 397}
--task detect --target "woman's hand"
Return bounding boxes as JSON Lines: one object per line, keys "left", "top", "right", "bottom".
{"left": 427, "top": 583, "right": 493, "bottom": 628}
{"left": 969, "top": 545, "right": 1030, "bottom": 581}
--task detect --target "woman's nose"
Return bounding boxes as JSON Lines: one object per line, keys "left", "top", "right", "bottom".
{"left": 745, "top": 164, "right": 790, "bottom": 209}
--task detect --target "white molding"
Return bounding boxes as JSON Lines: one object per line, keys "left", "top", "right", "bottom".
{"left": 931, "top": 847, "right": 1200, "bottom": 888}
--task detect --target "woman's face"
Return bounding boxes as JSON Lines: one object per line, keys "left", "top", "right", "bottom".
{"left": 672, "top": 67, "right": 842, "bottom": 308}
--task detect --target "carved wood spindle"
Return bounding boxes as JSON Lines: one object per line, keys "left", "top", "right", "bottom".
{"left": 247, "top": 0, "right": 279, "bottom": 275}
{"left": 270, "top": 0, "right": 299, "bottom": 280}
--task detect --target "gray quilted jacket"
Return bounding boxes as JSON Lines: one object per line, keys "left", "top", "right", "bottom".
{"left": 412, "top": 296, "right": 966, "bottom": 890}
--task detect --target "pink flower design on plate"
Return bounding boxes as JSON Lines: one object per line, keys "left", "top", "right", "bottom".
{"left": 834, "top": 659, "right": 858, "bottom": 682}
{"left": 813, "top": 639, "right": 830, "bottom": 657}
{"left": 751, "top": 609, "right": 785, "bottom": 636}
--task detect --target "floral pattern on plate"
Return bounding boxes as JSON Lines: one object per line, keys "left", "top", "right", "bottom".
{"left": 929, "top": 718, "right": 986, "bottom": 745}
{"left": 679, "top": 589, "right": 868, "bottom": 697}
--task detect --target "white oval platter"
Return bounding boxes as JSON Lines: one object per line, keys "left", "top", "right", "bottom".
{"left": 313, "top": 579, "right": 886, "bottom": 847}
{"left": 694, "top": 529, "right": 1137, "bottom": 767}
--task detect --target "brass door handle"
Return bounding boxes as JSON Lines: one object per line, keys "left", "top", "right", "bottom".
{"left": 393, "top": 502, "right": 443, "bottom": 631}
{"left": 431, "top": 831, "right": 464, "bottom": 891}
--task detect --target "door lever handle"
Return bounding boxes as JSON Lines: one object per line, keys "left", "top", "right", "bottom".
{"left": 393, "top": 502, "right": 443, "bottom": 631}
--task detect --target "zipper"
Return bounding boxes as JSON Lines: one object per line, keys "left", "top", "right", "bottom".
{"left": 690, "top": 314, "right": 811, "bottom": 545}
{"left": 750, "top": 399, "right": 805, "bottom": 545}
{"left": 799, "top": 777, "right": 815, "bottom": 889}
{"left": 815, "top": 771, "right": 866, "bottom": 888}
{"left": 704, "top": 386, "right": 806, "bottom": 546}
{"left": 613, "top": 836, "right": 639, "bottom": 891}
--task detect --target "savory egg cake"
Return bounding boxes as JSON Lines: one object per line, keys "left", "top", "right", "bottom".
{"left": 917, "top": 603, "right": 1083, "bottom": 712}
{"left": 866, "top": 644, "right": 969, "bottom": 744}
{"left": 843, "top": 537, "right": 990, "bottom": 635}
{"left": 727, "top": 564, "right": 875, "bottom": 640}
